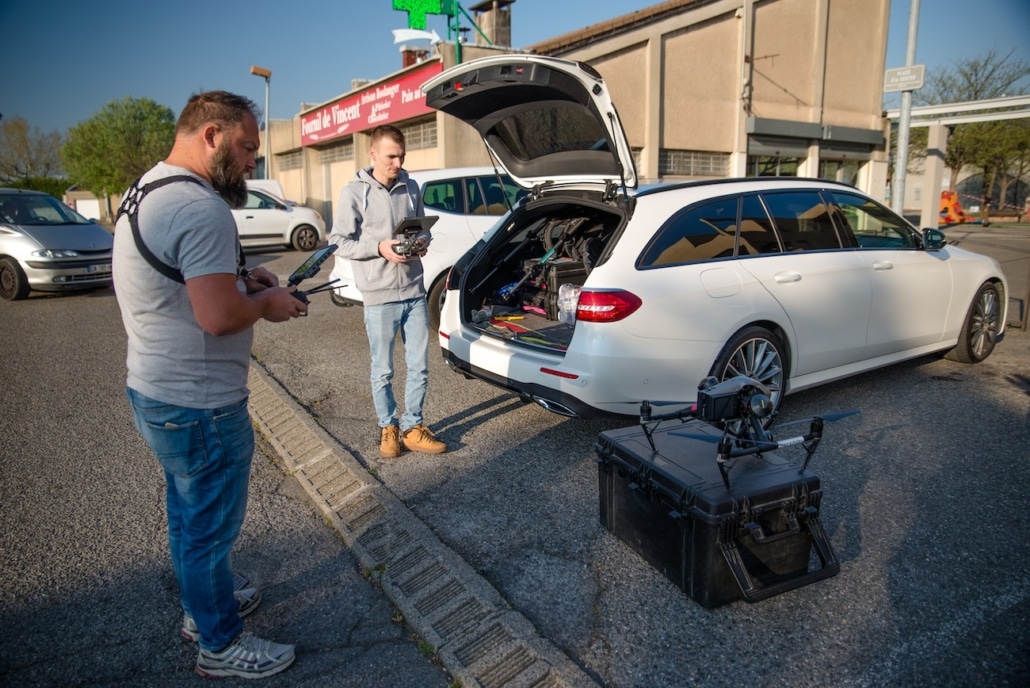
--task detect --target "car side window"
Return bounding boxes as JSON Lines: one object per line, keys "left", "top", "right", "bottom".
{"left": 466, "top": 178, "right": 487, "bottom": 215}
{"left": 639, "top": 197, "right": 739, "bottom": 268}
{"left": 738, "top": 194, "right": 781, "bottom": 255}
{"left": 423, "top": 179, "right": 463, "bottom": 214}
{"left": 830, "top": 191, "right": 918, "bottom": 249}
{"left": 244, "top": 191, "right": 272, "bottom": 210}
{"left": 760, "top": 191, "right": 842, "bottom": 251}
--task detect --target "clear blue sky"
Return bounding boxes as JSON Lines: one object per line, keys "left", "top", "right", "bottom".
{"left": 2, "top": 0, "right": 1028, "bottom": 135}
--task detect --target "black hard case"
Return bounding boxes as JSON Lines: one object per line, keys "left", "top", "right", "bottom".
{"left": 596, "top": 421, "right": 840, "bottom": 608}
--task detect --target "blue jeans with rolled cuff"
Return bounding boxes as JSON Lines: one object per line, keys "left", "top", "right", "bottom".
{"left": 127, "top": 388, "right": 253, "bottom": 653}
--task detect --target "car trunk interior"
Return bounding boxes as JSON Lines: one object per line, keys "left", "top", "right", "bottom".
{"left": 459, "top": 198, "right": 626, "bottom": 352}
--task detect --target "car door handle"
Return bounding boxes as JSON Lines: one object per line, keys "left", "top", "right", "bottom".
{"left": 773, "top": 272, "right": 802, "bottom": 283}
{"left": 872, "top": 261, "right": 893, "bottom": 271}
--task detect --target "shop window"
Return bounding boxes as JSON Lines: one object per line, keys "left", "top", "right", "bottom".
{"left": 401, "top": 120, "right": 437, "bottom": 151}
{"left": 818, "top": 159, "right": 858, "bottom": 186}
{"left": 747, "top": 155, "right": 799, "bottom": 177}
{"left": 659, "top": 149, "right": 729, "bottom": 177}
{"left": 277, "top": 150, "right": 303, "bottom": 171}
{"left": 319, "top": 141, "right": 354, "bottom": 164}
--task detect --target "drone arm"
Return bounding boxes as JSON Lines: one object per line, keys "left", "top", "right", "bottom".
{"left": 798, "top": 417, "right": 824, "bottom": 473}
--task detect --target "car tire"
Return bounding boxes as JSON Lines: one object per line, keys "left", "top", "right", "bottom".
{"left": 944, "top": 282, "right": 1001, "bottom": 364}
{"left": 290, "top": 225, "right": 320, "bottom": 252}
{"left": 0, "top": 257, "right": 29, "bottom": 301}
{"left": 427, "top": 274, "right": 448, "bottom": 332}
{"left": 709, "top": 325, "right": 787, "bottom": 413}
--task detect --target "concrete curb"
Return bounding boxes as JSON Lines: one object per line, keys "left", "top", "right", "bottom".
{"left": 247, "top": 363, "right": 599, "bottom": 688}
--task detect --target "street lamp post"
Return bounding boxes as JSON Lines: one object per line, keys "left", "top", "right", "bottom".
{"left": 249, "top": 65, "right": 272, "bottom": 179}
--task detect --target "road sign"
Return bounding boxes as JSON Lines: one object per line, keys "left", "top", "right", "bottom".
{"left": 884, "top": 65, "right": 926, "bottom": 93}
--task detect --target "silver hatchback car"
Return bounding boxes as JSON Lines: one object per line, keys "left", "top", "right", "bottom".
{"left": 0, "top": 189, "right": 114, "bottom": 300}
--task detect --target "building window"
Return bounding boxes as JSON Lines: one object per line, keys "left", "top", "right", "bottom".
{"left": 401, "top": 119, "right": 437, "bottom": 151}
{"left": 277, "top": 150, "right": 303, "bottom": 171}
{"left": 319, "top": 140, "right": 354, "bottom": 164}
{"left": 659, "top": 149, "right": 729, "bottom": 177}
{"left": 747, "top": 155, "right": 799, "bottom": 177}
{"left": 818, "top": 159, "right": 858, "bottom": 186}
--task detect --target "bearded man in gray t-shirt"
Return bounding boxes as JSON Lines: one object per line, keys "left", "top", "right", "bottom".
{"left": 113, "top": 90, "right": 303, "bottom": 679}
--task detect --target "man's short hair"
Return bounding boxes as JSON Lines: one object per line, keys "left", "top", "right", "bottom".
{"left": 370, "top": 125, "right": 405, "bottom": 148}
{"left": 176, "top": 91, "right": 259, "bottom": 136}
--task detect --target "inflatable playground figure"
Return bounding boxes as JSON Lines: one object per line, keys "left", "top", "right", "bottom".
{"left": 939, "top": 190, "right": 967, "bottom": 225}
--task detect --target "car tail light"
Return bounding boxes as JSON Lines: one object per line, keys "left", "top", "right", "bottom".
{"left": 575, "top": 290, "right": 642, "bottom": 323}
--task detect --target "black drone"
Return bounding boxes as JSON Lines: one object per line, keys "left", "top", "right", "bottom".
{"left": 639, "top": 375, "right": 859, "bottom": 490}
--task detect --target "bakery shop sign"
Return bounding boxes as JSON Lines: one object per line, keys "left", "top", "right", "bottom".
{"left": 301, "top": 60, "right": 442, "bottom": 146}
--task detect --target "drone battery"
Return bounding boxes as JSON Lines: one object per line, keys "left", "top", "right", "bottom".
{"left": 595, "top": 421, "right": 840, "bottom": 608}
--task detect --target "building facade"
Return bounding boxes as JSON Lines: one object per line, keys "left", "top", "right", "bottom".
{"left": 265, "top": 0, "right": 890, "bottom": 219}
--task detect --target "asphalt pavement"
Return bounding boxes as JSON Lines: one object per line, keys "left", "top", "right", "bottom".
{"left": 1, "top": 222, "right": 1028, "bottom": 687}
{"left": 0, "top": 293, "right": 451, "bottom": 686}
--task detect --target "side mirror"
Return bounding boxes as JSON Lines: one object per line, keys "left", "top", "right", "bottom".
{"left": 922, "top": 227, "right": 947, "bottom": 250}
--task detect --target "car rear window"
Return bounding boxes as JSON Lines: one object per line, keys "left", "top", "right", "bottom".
{"left": 639, "top": 197, "right": 739, "bottom": 267}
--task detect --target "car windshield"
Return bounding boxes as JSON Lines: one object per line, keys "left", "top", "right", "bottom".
{"left": 0, "top": 194, "right": 93, "bottom": 226}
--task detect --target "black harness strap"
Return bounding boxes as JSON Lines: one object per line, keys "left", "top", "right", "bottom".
{"left": 117, "top": 175, "right": 245, "bottom": 284}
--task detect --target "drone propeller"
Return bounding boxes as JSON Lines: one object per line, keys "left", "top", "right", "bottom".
{"left": 772, "top": 409, "right": 860, "bottom": 431}
{"left": 666, "top": 430, "right": 722, "bottom": 443}
{"left": 666, "top": 429, "right": 780, "bottom": 450}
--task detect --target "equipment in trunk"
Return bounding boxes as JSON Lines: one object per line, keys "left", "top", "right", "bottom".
{"left": 462, "top": 203, "right": 621, "bottom": 348}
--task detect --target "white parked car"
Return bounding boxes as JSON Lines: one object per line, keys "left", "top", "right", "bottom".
{"left": 328, "top": 167, "right": 525, "bottom": 328}
{"left": 235, "top": 183, "right": 325, "bottom": 252}
{"left": 420, "top": 54, "right": 1008, "bottom": 419}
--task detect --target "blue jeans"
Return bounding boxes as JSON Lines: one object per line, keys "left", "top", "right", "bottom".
{"left": 362, "top": 297, "right": 430, "bottom": 431}
{"left": 127, "top": 388, "right": 253, "bottom": 652}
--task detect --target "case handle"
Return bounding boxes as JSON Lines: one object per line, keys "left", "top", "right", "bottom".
{"left": 719, "top": 508, "right": 840, "bottom": 603}
{"left": 744, "top": 511, "right": 800, "bottom": 544}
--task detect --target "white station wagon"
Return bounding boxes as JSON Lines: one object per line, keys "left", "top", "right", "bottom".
{"left": 421, "top": 55, "right": 1008, "bottom": 420}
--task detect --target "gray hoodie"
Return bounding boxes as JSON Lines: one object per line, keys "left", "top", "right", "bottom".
{"left": 329, "top": 167, "right": 426, "bottom": 306}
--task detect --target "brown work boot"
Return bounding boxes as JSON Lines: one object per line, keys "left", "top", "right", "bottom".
{"left": 402, "top": 424, "right": 447, "bottom": 454}
{"left": 380, "top": 425, "right": 401, "bottom": 458}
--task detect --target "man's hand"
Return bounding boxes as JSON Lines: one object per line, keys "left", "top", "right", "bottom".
{"left": 242, "top": 265, "right": 279, "bottom": 292}
{"left": 258, "top": 286, "right": 308, "bottom": 322}
{"left": 188, "top": 274, "right": 307, "bottom": 335}
{"left": 378, "top": 238, "right": 411, "bottom": 263}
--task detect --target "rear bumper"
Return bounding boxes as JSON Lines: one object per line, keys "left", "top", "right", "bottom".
{"left": 442, "top": 348, "right": 629, "bottom": 421}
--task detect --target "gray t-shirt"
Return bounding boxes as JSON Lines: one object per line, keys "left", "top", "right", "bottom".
{"left": 113, "top": 162, "right": 252, "bottom": 409}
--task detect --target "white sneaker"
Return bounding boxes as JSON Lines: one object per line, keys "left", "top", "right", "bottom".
{"left": 195, "top": 631, "right": 295, "bottom": 679}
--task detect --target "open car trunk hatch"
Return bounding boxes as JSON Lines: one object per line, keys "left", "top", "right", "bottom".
{"left": 422, "top": 55, "right": 637, "bottom": 193}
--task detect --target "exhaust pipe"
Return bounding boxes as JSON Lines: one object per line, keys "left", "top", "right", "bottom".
{"left": 532, "top": 396, "right": 578, "bottom": 418}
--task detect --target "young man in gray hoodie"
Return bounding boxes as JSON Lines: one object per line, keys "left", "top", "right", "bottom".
{"left": 329, "top": 125, "right": 446, "bottom": 458}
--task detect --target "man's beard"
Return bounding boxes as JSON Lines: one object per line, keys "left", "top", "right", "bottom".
{"left": 209, "top": 140, "right": 249, "bottom": 209}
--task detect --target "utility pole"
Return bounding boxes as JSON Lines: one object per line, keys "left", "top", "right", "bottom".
{"left": 892, "top": 0, "right": 920, "bottom": 216}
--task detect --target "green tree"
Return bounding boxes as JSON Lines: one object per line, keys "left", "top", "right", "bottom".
{"left": 913, "top": 49, "right": 1030, "bottom": 193}
{"left": 63, "top": 96, "right": 175, "bottom": 214}
{"left": 0, "top": 116, "right": 64, "bottom": 185}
